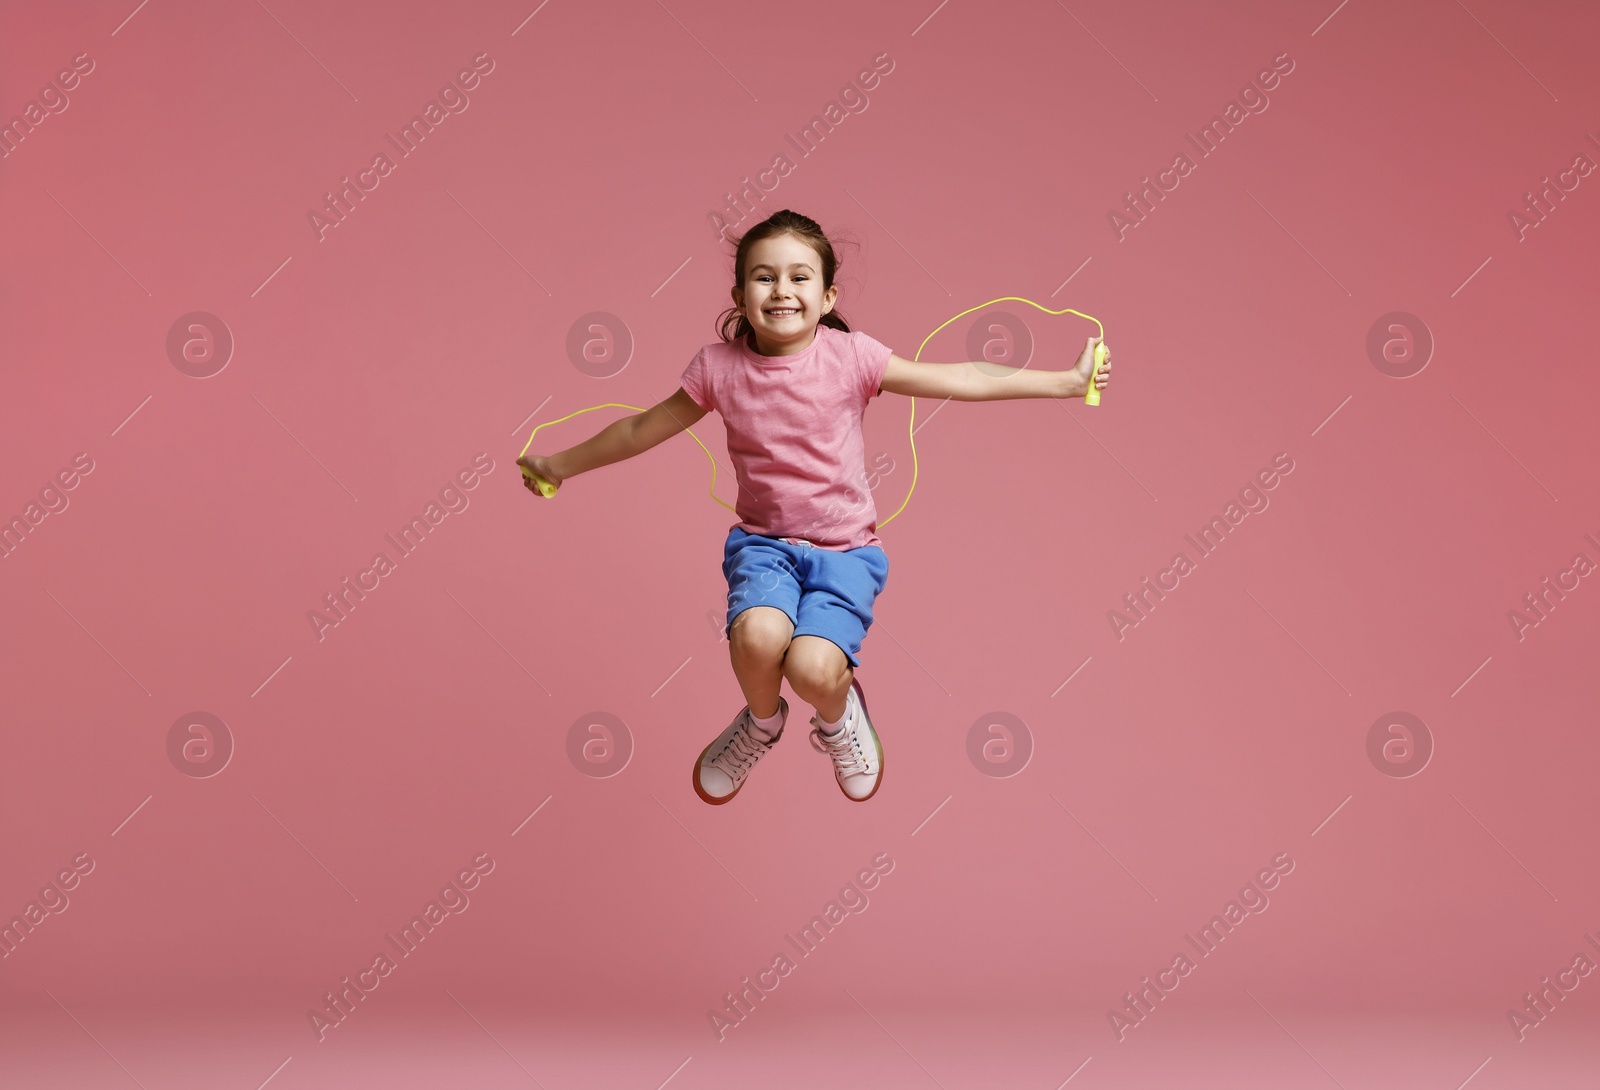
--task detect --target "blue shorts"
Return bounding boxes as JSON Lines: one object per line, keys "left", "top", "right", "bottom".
{"left": 722, "top": 527, "right": 890, "bottom": 668}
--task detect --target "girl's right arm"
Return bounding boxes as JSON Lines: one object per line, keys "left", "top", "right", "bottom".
{"left": 519, "top": 387, "right": 708, "bottom": 491}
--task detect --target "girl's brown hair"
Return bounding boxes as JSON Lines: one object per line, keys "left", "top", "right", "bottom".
{"left": 716, "top": 209, "right": 852, "bottom": 346}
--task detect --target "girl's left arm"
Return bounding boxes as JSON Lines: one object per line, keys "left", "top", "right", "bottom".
{"left": 879, "top": 338, "right": 1110, "bottom": 402}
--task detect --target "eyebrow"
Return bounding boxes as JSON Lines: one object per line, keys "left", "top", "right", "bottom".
{"left": 747, "top": 262, "right": 815, "bottom": 273}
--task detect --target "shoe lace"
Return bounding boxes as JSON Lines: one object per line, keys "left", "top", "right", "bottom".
{"left": 811, "top": 724, "right": 870, "bottom": 777}
{"left": 712, "top": 722, "right": 770, "bottom": 779}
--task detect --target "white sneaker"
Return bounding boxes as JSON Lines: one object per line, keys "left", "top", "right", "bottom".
{"left": 693, "top": 698, "right": 788, "bottom": 805}
{"left": 809, "top": 679, "right": 883, "bottom": 801}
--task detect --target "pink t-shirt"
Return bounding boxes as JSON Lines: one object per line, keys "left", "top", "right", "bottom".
{"left": 679, "top": 323, "right": 894, "bottom": 551}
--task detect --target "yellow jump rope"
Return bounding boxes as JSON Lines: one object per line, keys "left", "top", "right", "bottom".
{"left": 517, "top": 297, "right": 1108, "bottom": 528}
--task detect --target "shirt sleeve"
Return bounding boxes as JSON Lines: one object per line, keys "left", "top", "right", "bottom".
{"left": 853, "top": 331, "right": 894, "bottom": 402}
{"left": 680, "top": 346, "right": 713, "bottom": 412}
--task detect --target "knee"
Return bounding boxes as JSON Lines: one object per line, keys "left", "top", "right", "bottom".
{"left": 784, "top": 638, "right": 850, "bottom": 696}
{"left": 728, "top": 607, "right": 793, "bottom": 663}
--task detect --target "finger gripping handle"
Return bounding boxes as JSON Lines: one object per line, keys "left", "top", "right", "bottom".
{"left": 1084, "top": 342, "right": 1108, "bottom": 407}
{"left": 521, "top": 463, "right": 559, "bottom": 498}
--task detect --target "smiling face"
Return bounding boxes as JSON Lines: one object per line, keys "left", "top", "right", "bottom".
{"left": 731, "top": 232, "right": 838, "bottom": 356}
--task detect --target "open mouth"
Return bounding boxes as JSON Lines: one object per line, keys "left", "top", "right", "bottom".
{"left": 765, "top": 308, "right": 799, "bottom": 318}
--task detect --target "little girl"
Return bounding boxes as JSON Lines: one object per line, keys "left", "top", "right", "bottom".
{"left": 518, "top": 209, "right": 1110, "bottom": 805}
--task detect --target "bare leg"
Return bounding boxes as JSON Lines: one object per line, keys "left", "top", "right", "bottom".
{"left": 728, "top": 607, "right": 794, "bottom": 719}
{"left": 783, "top": 635, "right": 852, "bottom": 724}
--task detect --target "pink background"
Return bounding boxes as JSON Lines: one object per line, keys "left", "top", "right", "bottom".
{"left": 4, "top": 1, "right": 1599, "bottom": 1086}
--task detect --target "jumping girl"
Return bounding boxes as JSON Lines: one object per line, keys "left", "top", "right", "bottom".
{"left": 517, "top": 209, "right": 1111, "bottom": 805}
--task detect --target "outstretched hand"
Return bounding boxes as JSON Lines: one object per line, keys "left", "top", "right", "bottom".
{"left": 1073, "top": 336, "right": 1112, "bottom": 396}
{"left": 517, "top": 453, "right": 563, "bottom": 496}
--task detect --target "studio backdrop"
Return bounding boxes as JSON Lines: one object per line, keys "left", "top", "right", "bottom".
{"left": 3, "top": 1, "right": 1598, "bottom": 1087}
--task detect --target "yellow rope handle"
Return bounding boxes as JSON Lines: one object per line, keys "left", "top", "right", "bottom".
{"left": 518, "top": 297, "right": 1104, "bottom": 527}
